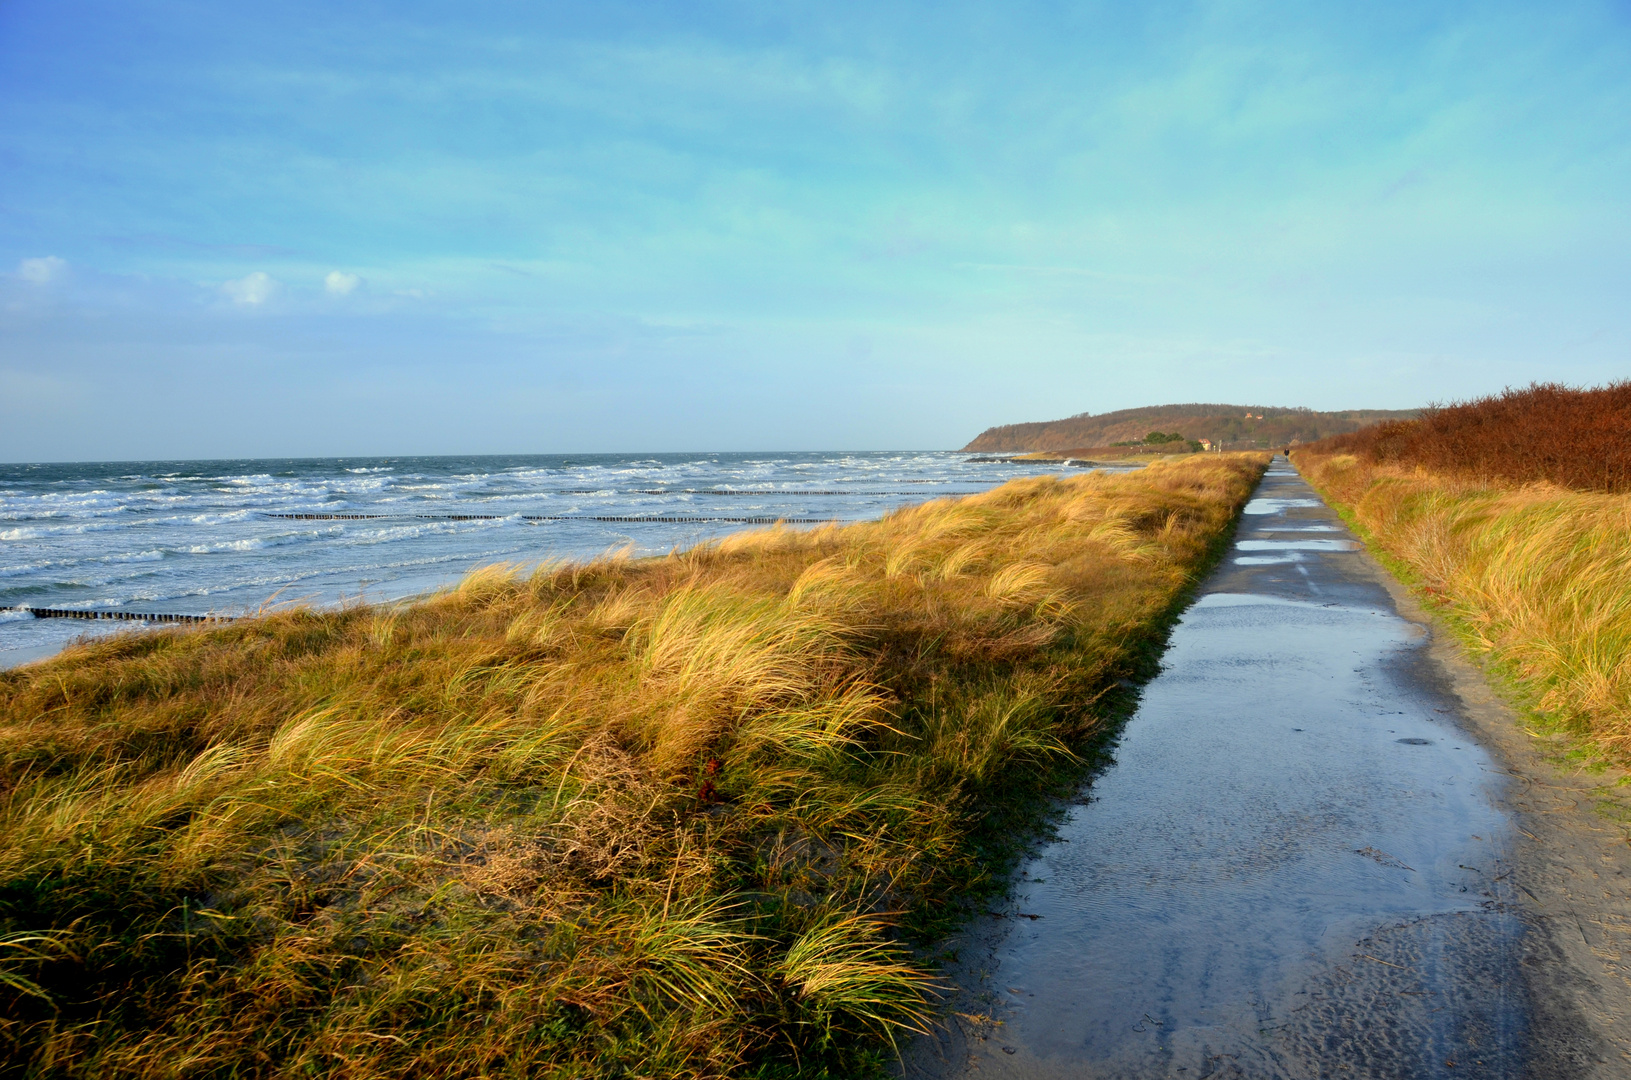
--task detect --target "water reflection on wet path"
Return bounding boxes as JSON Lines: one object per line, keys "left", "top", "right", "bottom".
{"left": 916, "top": 461, "right": 1530, "bottom": 1079}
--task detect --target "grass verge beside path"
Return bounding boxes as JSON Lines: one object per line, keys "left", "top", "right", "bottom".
{"left": 0, "top": 455, "right": 1266, "bottom": 1079}
{"left": 1295, "top": 451, "right": 1631, "bottom": 770}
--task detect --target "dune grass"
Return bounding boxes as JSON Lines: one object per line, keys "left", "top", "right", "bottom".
{"left": 1296, "top": 451, "right": 1631, "bottom": 763}
{"left": 0, "top": 455, "right": 1266, "bottom": 1079}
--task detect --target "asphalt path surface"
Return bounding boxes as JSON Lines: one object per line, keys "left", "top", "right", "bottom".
{"left": 905, "top": 458, "right": 1631, "bottom": 1079}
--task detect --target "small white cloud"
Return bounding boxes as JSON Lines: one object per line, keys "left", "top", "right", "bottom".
{"left": 221, "top": 271, "right": 278, "bottom": 305}
{"left": 18, "top": 256, "right": 68, "bottom": 284}
{"left": 324, "top": 271, "right": 360, "bottom": 296}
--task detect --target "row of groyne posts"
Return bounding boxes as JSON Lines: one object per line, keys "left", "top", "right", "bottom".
{"left": 2, "top": 490, "right": 984, "bottom": 627}
{"left": 2, "top": 607, "right": 226, "bottom": 625}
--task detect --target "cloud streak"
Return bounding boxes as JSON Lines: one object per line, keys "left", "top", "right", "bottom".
{"left": 220, "top": 271, "right": 278, "bottom": 306}
{"left": 17, "top": 256, "right": 67, "bottom": 283}
{"left": 324, "top": 271, "right": 359, "bottom": 295}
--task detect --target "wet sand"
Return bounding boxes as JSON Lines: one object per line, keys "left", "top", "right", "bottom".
{"left": 904, "top": 459, "right": 1631, "bottom": 1079}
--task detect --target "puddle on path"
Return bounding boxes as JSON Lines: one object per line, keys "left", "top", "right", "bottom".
{"left": 910, "top": 460, "right": 1531, "bottom": 1079}
{"left": 1235, "top": 538, "right": 1360, "bottom": 551}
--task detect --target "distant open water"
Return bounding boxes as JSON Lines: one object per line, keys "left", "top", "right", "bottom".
{"left": 1, "top": 451, "right": 1101, "bottom": 667}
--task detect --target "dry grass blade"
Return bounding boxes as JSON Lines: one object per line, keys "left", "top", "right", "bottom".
{"left": 775, "top": 912, "right": 941, "bottom": 1045}
{"left": 0, "top": 931, "right": 72, "bottom": 1001}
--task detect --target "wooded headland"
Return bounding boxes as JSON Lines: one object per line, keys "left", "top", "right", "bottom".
{"left": 963, "top": 403, "right": 1418, "bottom": 454}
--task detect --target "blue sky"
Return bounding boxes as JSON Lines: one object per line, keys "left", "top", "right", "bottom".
{"left": 2, "top": 1, "right": 1628, "bottom": 460}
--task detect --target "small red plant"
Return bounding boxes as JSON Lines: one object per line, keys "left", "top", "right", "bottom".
{"left": 696, "top": 758, "right": 722, "bottom": 804}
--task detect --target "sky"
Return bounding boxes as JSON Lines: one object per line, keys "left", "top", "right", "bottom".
{"left": 2, "top": 0, "right": 1628, "bottom": 460}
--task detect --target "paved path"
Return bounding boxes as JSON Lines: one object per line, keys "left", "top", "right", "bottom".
{"left": 905, "top": 458, "right": 1631, "bottom": 1079}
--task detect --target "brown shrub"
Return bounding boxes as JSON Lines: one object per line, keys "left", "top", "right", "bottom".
{"left": 1300, "top": 381, "right": 1631, "bottom": 492}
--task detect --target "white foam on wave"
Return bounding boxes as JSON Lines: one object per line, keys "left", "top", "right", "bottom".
{"left": 1, "top": 520, "right": 127, "bottom": 540}
{"left": 119, "top": 543, "right": 537, "bottom": 605}
{"left": 0, "top": 563, "right": 49, "bottom": 579}
{"left": 451, "top": 492, "right": 567, "bottom": 504}
{"left": 103, "top": 549, "right": 165, "bottom": 564}
{"left": 187, "top": 537, "right": 268, "bottom": 554}
{"left": 322, "top": 518, "right": 516, "bottom": 547}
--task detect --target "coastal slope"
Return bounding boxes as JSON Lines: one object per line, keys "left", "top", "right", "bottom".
{"left": 963, "top": 403, "right": 1417, "bottom": 453}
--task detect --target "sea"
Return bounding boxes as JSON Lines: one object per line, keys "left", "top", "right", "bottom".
{"left": 0, "top": 451, "right": 1083, "bottom": 668}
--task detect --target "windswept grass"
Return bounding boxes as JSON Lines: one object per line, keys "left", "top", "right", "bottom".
{"left": 1296, "top": 450, "right": 1631, "bottom": 763}
{"left": 0, "top": 456, "right": 1266, "bottom": 1078}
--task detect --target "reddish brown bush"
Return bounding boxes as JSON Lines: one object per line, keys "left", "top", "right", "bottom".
{"left": 1300, "top": 382, "right": 1631, "bottom": 493}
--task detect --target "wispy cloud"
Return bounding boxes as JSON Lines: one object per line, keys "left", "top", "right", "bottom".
{"left": 324, "top": 271, "right": 359, "bottom": 296}
{"left": 17, "top": 256, "right": 68, "bottom": 284}
{"left": 221, "top": 271, "right": 278, "bottom": 306}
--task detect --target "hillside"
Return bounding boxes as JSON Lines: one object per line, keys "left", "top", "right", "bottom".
{"left": 963, "top": 403, "right": 1419, "bottom": 453}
